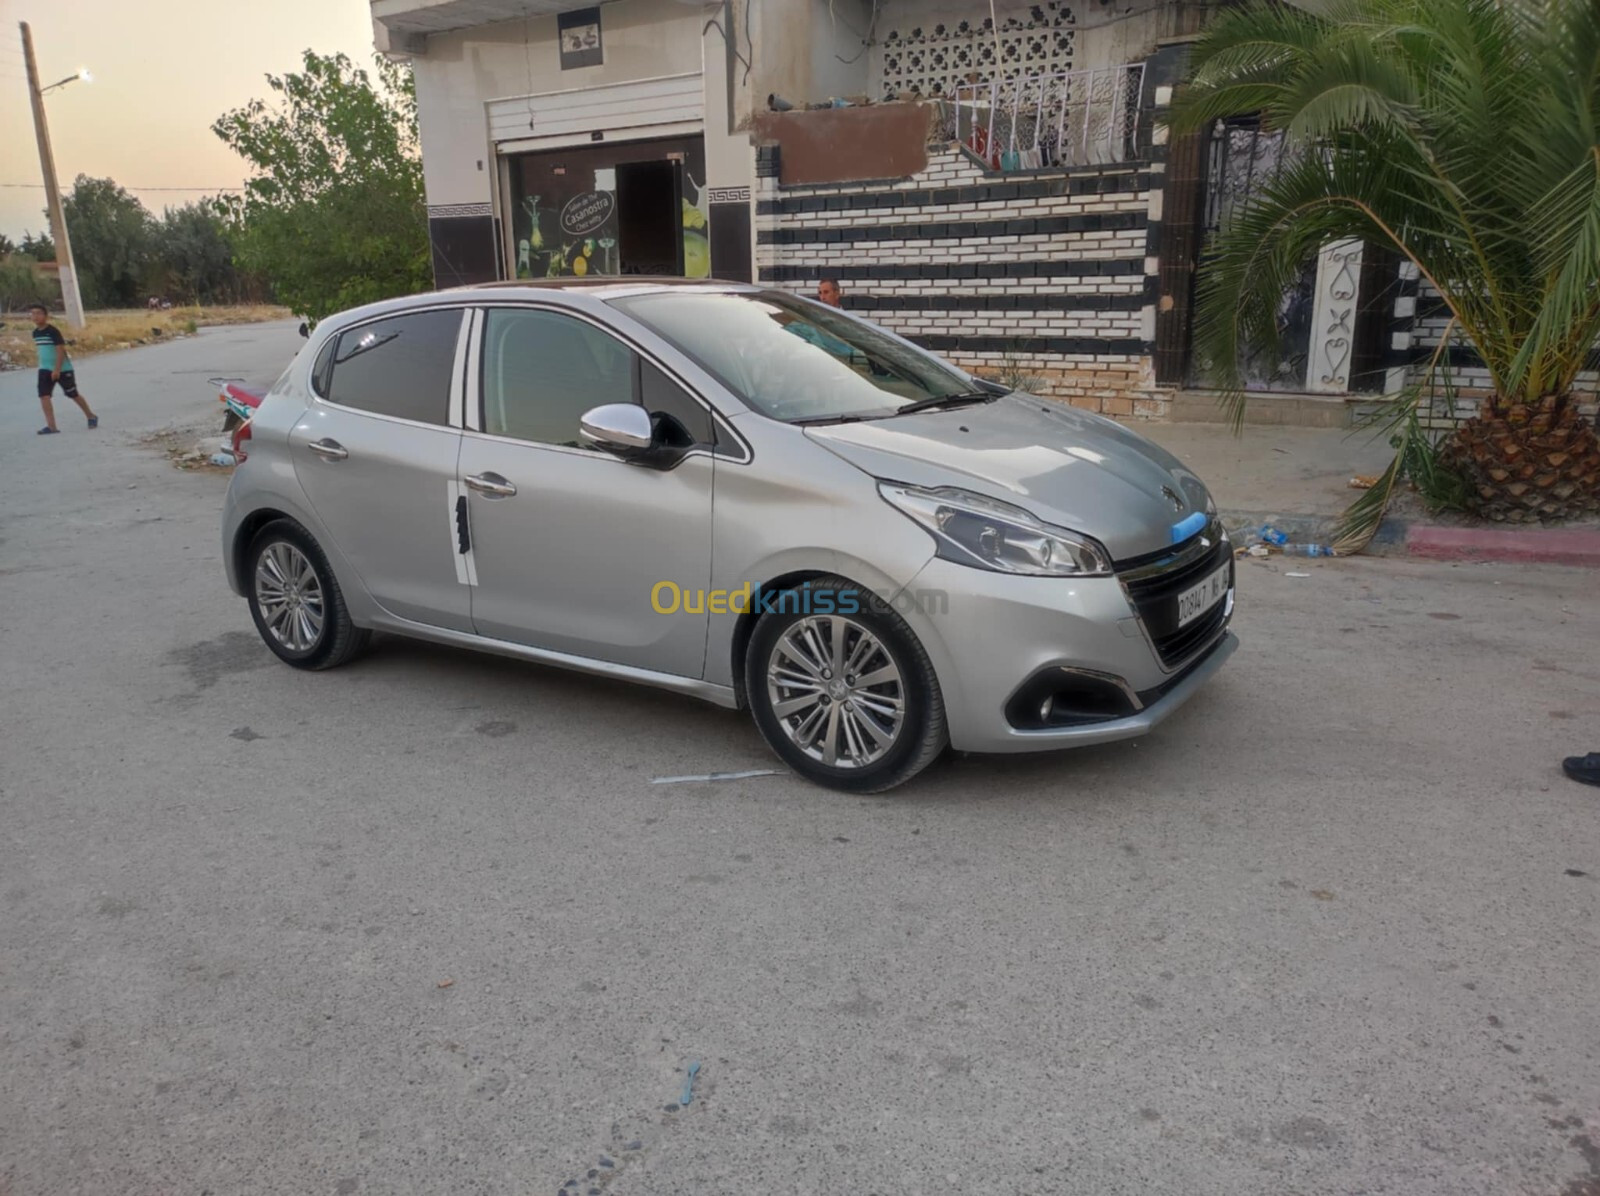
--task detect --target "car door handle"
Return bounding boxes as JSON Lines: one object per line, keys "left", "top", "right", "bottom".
{"left": 306, "top": 438, "right": 348, "bottom": 461}
{"left": 464, "top": 472, "right": 517, "bottom": 497}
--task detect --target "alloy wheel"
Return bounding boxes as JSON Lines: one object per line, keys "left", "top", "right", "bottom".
{"left": 765, "top": 615, "right": 905, "bottom": 769}
{"left": 254, "top": 541, "right": 326, "bottom": 653}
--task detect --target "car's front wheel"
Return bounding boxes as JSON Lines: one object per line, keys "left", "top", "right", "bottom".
{"left": 745, "top": 578, "right": 947, "bottom": 793}
{"left": 245, "top": 519, "right": 369, "bottom": 670}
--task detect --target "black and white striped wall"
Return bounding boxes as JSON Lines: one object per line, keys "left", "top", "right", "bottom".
{"left": 755, "top": 145, "right": 1168, "bottom": 418}
{"left": 1383, "top": 264, "right": 1600, "bottom": 428}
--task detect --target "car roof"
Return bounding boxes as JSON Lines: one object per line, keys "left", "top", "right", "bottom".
{"left": 312, "top": 277, "right": 772, "bottom": 335}
{"left": 445, "top": 276, "right": 759, "bottom": 300}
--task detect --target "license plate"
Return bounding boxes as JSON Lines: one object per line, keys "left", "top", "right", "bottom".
{"left": 1176, "top": 563, "right": 1230, "bottom": 628}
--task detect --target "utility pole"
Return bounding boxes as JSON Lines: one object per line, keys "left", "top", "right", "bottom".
{"left": 20, "top": 22, "right": 86, "bottom": 329}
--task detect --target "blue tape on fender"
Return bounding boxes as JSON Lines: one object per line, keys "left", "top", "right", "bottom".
{"left": 1171, "top": 511, "right": 1207, "bottom": 544}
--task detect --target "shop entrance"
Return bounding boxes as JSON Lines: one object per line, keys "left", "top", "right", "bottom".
{"left": 616, "top": 160, "right": 683, "bottom": 275}
{"left": 506, "top": 135, "right": 709, "bottom": 281}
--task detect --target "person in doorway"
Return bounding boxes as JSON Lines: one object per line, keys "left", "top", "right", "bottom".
{"left": 31, "top": 304, "right": 97, "bottom": 435}
{"left": 1564, "top": 754, "right": 1600, "bottom": 787}
{"left": 817, "top": 277, "right": 843, "bottom": 308}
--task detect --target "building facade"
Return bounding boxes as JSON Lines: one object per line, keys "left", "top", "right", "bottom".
{"left": 373, "top": 0, "right": 1525, "bottom": 421}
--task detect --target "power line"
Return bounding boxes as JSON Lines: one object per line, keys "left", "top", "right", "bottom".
{"left": 0, "top": 182, "right": 244, "bottom": 191}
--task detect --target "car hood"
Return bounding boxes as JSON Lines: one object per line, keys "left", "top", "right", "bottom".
{"left": 804, "top": 395, "right": 1212, "bottom": 562}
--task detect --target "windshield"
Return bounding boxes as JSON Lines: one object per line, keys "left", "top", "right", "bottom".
{"left": 608, "top": 289, "right": 978, "bottom": 423}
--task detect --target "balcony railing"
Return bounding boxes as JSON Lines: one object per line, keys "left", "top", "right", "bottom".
{"left": 950, "top": 63, "right": 1147, "bottom": 170}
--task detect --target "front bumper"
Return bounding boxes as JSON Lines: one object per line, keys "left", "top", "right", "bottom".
{"left": 980, "top": 631, "right": 1237, "bottom": 752}
{"left": 899, "top": 555, "right": 1236, "bottom": 754}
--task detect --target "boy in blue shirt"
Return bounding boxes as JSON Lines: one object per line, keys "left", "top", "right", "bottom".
{"left": 30, "top": 303, "right": 98, "bottom": 435}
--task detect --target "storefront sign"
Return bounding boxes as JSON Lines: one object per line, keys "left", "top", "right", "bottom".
{"left": 560, "top": 191, "right": 616, "bottom": 237}
{"left": 559, "top": 8, "right": 603, "bottom": 70}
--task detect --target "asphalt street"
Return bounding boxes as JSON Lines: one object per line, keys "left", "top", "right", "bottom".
{"left": 1, "top": 322, "right": 1597, "bottom": 1196}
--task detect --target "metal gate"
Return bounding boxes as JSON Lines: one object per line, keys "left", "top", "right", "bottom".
{"left": 1184, "top": 116, "right": 1317, "bottom": 391}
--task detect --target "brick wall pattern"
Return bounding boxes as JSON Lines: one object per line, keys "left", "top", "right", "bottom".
{"left": 755, "top": 146, "right": 1168, "bottom": 418}
{"left": 1385, "top": 265, "right": 1599, "bottom": 429}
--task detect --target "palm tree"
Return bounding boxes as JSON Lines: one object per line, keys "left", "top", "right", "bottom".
{"left": 1172, "top": 0, "right": 1600, "bottom": 543}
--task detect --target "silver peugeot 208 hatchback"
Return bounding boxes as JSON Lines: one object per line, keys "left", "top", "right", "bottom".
{"left": 222, "top": 280, "right": 1236, "bottom": 792}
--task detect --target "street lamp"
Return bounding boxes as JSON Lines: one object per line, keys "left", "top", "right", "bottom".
{"left": 40, "top": 67, "right": 92, "bottom": 94}
{"left": 20, "top": 22, "right": 88, "bottom": 327}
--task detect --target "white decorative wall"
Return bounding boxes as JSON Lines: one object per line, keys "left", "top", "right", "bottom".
{"left": 872, "top": 2, "right": 1078, "bottom": 99}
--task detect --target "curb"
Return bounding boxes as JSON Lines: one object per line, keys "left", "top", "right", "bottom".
{"left": 1218, "top": 510, "right": 1600, "bottom": 567}
{"left": 1405, "top": 525, "right": 1600, "bottom": 568}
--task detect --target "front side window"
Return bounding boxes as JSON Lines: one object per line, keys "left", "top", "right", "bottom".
{"left": 323, "top": 309, "right": 462, "bottom": 426}
{"left": 641, "top": 360, "right": 714, "bottom": 449}
{"left": 608, "top": 290, "right": 977, "bottom": 424}
{"left": 481, "top": 308, "right": 634, "bottom": 447}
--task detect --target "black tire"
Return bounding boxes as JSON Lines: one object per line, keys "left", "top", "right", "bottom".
{"left": 744, "top": 576, "right": 947, "bottom": 793}
{"left": 244, "top": 519, "right": 370, "bottom": 670}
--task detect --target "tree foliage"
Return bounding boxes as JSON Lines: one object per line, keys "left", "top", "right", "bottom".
{"left": 152, "top": 199, "right": 243, "bottom": 304}
{"left": 46, "top": 180, "right": 249, "bottom": 307}
{"left": 1173, "top": 0, "right": 1600, "bottom": 414}
{"left": 1172, "top": 0, "right": 1600, "bottom": 532}
{"left": 0, "top": 255, "right": 60, "bottom": 313}
{"left": 212, "top": 51, "right": 431, "bottom": 322}
{"left": 62, "top": 176, "right": 155, "bottom": 308}
{"left": 19, "top": 230, "right": 55, "bottom": 262}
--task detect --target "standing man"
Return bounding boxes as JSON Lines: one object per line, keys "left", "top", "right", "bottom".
{"left": 31, "top": 303, "right": 97, "bottom": 435}
{"left": 817, "top": 277, "right": 843, "bottom": 308}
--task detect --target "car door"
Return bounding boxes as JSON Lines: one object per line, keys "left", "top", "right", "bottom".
{"left": 289, "top": 306, "right": 473, "bottom": 632}
{"left": 459, "top": 304, "right": 715, "bottom": 678}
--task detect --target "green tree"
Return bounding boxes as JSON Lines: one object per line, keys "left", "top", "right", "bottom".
{"left": 153, "top": 199, "right": 239, "bottom": 305}
{"left": 62, "top": 176, "right": 156, "bottom": 308}
{"left": 19, "top": 230, "right": 54, "bottom": 261}
{"left": 1174, "top": 0, "right": 1600, "bottom": 536}
{"left": 0, "top": 255, "right": 55, "bottom": 313}
{"left": 0, "top": 234, "right": 15, "bottom": 258}
{"left": 212, "top": 51, "right": 431, "bottom": 322}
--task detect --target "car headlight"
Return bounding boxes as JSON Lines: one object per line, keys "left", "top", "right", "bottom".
{"left": 879, "top": 483, "right": 1111, "bottom": 577}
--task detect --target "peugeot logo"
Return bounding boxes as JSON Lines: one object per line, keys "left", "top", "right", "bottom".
{"left": 1161, "top": 485, "right": 1184, "bottom": 512}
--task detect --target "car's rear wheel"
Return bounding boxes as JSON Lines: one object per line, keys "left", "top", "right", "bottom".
{"left": 745, "top": 577, "right": 946, "bottom": 793}
{"left": 246, "top": 519, "right": 369, "bottom": 670}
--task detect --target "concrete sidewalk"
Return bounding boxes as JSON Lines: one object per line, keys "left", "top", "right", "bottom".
{"left": 1136, "top": 422, "right": 1394, "bottom": 519}
{"left": 1131, "top": 419, "right": 1600, "bottom": 565}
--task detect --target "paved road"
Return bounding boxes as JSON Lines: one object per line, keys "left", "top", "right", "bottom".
{"left": 2, "top": 324, "right": 1598, "bottom": 1196}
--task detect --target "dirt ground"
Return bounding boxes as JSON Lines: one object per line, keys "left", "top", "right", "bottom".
{"left": 0, "top": 304, "right": 290, "bottom": 369}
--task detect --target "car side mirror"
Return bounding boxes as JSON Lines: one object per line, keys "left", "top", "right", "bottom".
{"left": 579, "top": 403, "right": 655, "bottom": 459}
{"left": 298, "top": 321, "right": 310, "bottom": 339}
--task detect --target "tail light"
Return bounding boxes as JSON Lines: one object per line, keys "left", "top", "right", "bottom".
{"left": 232, "top": 418, "right": 253, "bottom": 462}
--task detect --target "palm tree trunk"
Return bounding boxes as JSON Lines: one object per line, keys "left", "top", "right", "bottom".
{"left": 1440, "top": 393, "right": 1600, "bottom": 521}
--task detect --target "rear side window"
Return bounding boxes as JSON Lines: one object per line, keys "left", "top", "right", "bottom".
{"left": 324, "top": 309, "right": 462, "bottom": 426}
{"left": 310, "top": 338, "right": 336, "bottom": 396}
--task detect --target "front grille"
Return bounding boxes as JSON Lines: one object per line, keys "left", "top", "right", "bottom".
{"left": 1119, "top": 533, "right": 1233, "bottom": 670}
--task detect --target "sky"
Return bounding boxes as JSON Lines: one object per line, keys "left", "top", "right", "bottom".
{"left": 0, "top": 0, "right": 378, "bottom": 241}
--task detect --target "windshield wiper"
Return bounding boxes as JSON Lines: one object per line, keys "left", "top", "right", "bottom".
{"left": 790, "top": 412, "right": 883, "bottom": 426}
{"left": 891, "top": 391, "right": 998, "bottom": 416}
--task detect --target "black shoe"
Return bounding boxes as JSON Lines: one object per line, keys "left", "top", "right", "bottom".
{"left": 1563, "top": 753, "right": 1600, "bottom": 787}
